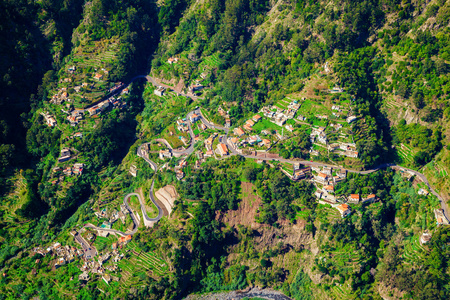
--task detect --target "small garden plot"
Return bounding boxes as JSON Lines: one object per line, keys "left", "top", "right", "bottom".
{"left": 402, "top": 235, "right": 427, "bottom": 264}
{"left": 298, "top": 99, "right": 332, "bottom": 118}
{"left": 203, "top": 53, "right": 224, "bottom": 68}
{"left": 252, "top": 118, "right": 283, "bottom": 133}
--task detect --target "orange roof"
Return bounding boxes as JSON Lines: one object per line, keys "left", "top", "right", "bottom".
{"left": 350, "top": 194, "right": 360, "bottom": 199}
{"left": 234, "top": 127, "right": 245, "bottom": 136}
{"left": 318, "top": 172, "right": 327, "bottom": 178}
{"left": 263, "top": 139, "right": 270, "bottom": 145}
{"left": 253, "top": 115, "right": 262, "bottom": 120}
{"left": 324, "top": 185, "right": 334, "bottom": 191}
{"left": 243, "top": 124, "right": 253, "bottom": 131}
{"left": 367, "top": 194, "right": 376, "bottom": 198}
{"left": 246, "top": 119, "right": 255, "bottom": 127}
{"left": 438, "top": 217, "right": 443, "bottom": 223}
{"left": 230, "top": 137, "right": 239, "bottom": 144}
{"left": 337, "top": 204, "right": 349, "bottom": 212}
{"left": 218, "top": 143, "right": 228, "bottom": 154}
{"left": 125, "top": 235, "right": 131, "bottom": 241}
{"left": 206, "top": 150, "right": 213, "bottom": 155}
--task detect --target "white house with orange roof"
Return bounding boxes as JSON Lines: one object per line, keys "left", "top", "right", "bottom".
{"left": 336, "top": 203, "right": 351, "bottom": 217}
{"left": 217, "top": 143, "right": 228, "bottom": 156}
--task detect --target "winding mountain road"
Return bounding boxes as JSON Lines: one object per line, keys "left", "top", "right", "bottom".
{"left": 85, "top": 75, "right": 449, "bottom": 239}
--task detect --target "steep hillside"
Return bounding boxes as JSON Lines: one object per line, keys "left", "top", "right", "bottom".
{"left": 1, "top": 0, "right": 450, "bottom": 299}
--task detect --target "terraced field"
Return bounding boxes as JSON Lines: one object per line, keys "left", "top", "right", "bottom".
{"left": 398, "top": 143, "right": 415, "bottom": 164}
{"left": 402, "top": 235, "right": 428, "bottom": 264}
{"left": 331, "top": 283, "right": 356, "bottom": 300}
{"left": 126, "top": 241, "right": 169, "bottom": 276}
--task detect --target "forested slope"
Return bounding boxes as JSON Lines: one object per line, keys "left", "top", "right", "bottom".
{"left": 0, "top": 0, "right": 450, "bottom": 299}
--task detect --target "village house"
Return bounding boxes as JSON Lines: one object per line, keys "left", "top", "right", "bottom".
{"left": 118, "top": 235, "right": 132, "bottom": 245}
{"left": 338, "top": 169, "right": 347, "bottom": 178}
{"left": 323, "top": 185, "right": 334, "bottom": 193}
{"left": 285, "top": 125, "right": 294, "bottom": 132}
{"left": 322, "top": 167, "right": 332, "bottom": 175}
{"left": 159, "top": 149, "right": 172, "bottom": 160}
{"left": 190, "top": 113, "right": 199, "bottom": 123}
{"left": 243, "top": 124, "right": 253, "bottom": 131}
{"left": 293, "top": 170, "right": 305, "bottom": 181}
{"left": 154, "top": 86, "right": 165, "bottom": 96}
{"left": 347, "top": 194, "right": 360, "bottom": 204}
{"left": 246, "top": 119, "right": 255, "bottom": 127}
{"left": 190, "top": 84, "right": 204, "bottom": 93}
{"left": 199, "top": 123, "right": 207, "bottom": 130}
{"left": 225, "top": 118, "right": 231, "bottom": 127}
{"left": 346, "top": 116, "right": 357, "bottom": 123}
{"left": 362, "top": 194, "right": 377, "bottom": 204}
{"left": 58, "top": 148, "right": 71, "bottom": 163}
{"left": 262, "top": 139, "right": 271, "bottom": 147}
{"left": 234, "top": 127, "right": 245, "bottom": 137}
{"left": 418, "top": 188, "right": 429, "bottom": 196}
{"left": 176, "top": 170, "right": 184, "bottom": 180}
{"left": 333, "top": 175, "right": 344, "bottom": 184}
{"left": 79, "top": 272, "right": 90, "bottom": 282}
{"left": 204, "top": 136, "right": 214, "bottom": 150}
{"left": 167, "top": 57, "right": 179, "bottom": 64}
{"left": 176, "top": 119, "right": 189, "bottom": 132}
{"left": 252, "top": 115, "right": 262, "bottom": 123}
{"left": 204, "top": 150, "right": 214, "bottom": 157}
{"left": 217, "top": 143, "right": 228, "bottom": 156}
{"left": 336, "top": 203, "right": 351, "bottom": 217}
{"left": 420, "top": 232, "right": 432, "bottom": 245}
{"left": 315, "top": 172, "right": 328, "bottom": 184}
{"left": 73, "top": 163, "right": 84, "bottom": 175}
{"left": 93, "top": 73, "right": 103, "bottom": 80}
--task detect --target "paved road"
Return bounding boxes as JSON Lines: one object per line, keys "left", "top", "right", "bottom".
{"left": 83, "top": 73, "right": 450, "bottom": 226}
{"left": 193, "top": 109, "right": 449, "bottom": 221}
{"left": 74, "top": 232, "right": 97, "bottom": 260}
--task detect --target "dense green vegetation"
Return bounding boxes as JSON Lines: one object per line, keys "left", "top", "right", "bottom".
{"left": 1, "top": 0, "right": 450, "bottom": 299}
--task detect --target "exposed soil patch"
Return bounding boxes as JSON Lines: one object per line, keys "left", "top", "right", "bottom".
{"left": 155, "top": 185, "right": 179, "bottom": 216}
{"left": 220, "top": 182, "right": 262, "bottom": 229}
{"left": 218, "top": 182, "right": 312, "bottom": 252}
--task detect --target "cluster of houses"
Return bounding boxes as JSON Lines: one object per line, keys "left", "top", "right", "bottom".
{"left": 204, "top": 134, "right": 217, "bottom": 158}
{"left": 218, "top": 106, "right": 231, "bottom": 127}
{"left": 50, "top": 88, "right": 70, "bottom": 105}
{"left": 230, "top": 128, "right": 270, "bottom": 150}
{"left": 66, "top": 109, "right": 84, "bottom": 126}
{"left": 167, "top": 57, "right": 179, "bottom": 64}
{"left": 87, "top": 99, "right": 110, "bottom": 116}
{"left": 175, "top": 159, "right": 187, "bottom": 180}
{"left": 109, "top": 82, "right": 124, "bottom": 93}
{"left": 328, "top": 142, "right": 359, "bottom": 158}
{"left": 311, "top": 126, "right": 327, "bottom": 145}
{"left": 33, "top": 242, "right": 84, "bottom": 269}
{"left": 260, "top": 99, "right": 300, "bottom": 127}
{"left": 40, "top": 112, "right": 57, "bottom": 127}
{"left": 310, "top": 165, "right": 379, "bottom": 217}
{"left": 94, "top": 205, "right": 130, "bottom": 229}
{"left": 51, "top": 163, "right": 85, "bottom": 184}
{"left": 177, "top": 118, "right": 189, "bottom": 132}
{"left": 78, "top": 246, "right": 126, "bottom": 284}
